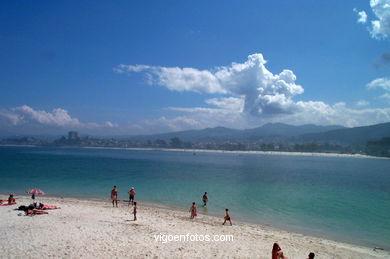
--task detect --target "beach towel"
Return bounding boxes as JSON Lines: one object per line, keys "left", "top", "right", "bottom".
{"left": 0, "top": 202, "right": 16, "bottom": 206}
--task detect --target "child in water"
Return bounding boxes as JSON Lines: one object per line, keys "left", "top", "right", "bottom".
{"left": 189, "top": 202, "right": 197, "bottom": 219}
{"left": 222, "top": 208, "right": 232, "bottom": 226}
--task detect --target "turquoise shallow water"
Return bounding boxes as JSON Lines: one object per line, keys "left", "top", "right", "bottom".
{"left": 0, "top": 146, "right": 389, "bottom": 249}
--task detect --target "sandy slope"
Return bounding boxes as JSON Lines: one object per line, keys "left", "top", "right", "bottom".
{"left": 0, "top": 196, "right": 388, "bottom": 259}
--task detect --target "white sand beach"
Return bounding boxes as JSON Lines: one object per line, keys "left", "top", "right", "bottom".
{"left": 1, "top": 196, "right": 388, "bottom": 259}
{"left": 82, "top": 146, "right": 388, "bottom": 160}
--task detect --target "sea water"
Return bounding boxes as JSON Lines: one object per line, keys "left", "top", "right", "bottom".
{"left": 0, "top": 146, "right": 389, "bottom": 249}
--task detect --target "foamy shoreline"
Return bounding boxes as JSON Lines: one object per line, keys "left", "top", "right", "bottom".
{"left": 2, "top": 144, "right": 387, "bottom": 159}
{"left": 81, "top": 146, "right": 386, "bottom": 159}
{"left": 0, "top": 195, "right": 388, "bottom": 258}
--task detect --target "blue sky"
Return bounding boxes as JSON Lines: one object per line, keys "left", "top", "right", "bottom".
{"left": 1, "top": 0, "right": 390, "bottom": 136}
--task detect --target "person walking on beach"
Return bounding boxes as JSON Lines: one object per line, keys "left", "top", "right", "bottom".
{"left": 111, "top": 185, "right": 118, "bottom": 207}
{"left": 222, "top": 208, "right": 232, "bottom": 226}
{"left": 202, "top": 192, "right": 208, "bottom": 207}
{"left": 272, "top": 242, "right": 288, "bottom": 259}
{"left": 128, "top": 187, "right": 136, "bottom": 206}
{"left": 189, "top": 202, "right": 197, "bottom": 219}
{"left": 133, "top": 201, "right": 137, "bottom": 221}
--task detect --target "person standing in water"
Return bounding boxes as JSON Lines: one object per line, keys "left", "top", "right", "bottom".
{"left": 202, "top": 192, "right": 208, "bottom": 207}
{"left": 189, "top": 202, "right": 197, "bottom": 219}
{"left": 128, "top": 187, "right": 136, "bottom": 206}
{"left": 111, "top": 185, "right": 118, "bottom": 207}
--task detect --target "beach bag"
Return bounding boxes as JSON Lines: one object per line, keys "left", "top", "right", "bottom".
{"left": 17, "top": 205, "right": 27, "bottom": 211}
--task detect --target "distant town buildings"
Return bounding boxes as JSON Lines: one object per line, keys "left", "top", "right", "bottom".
{"left": 68, "top": 131, "right": 79, "bottom": 140}
{"left": 0, "top": 128, "right": 389, "bottom": 158}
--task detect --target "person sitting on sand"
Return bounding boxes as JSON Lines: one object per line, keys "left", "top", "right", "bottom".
{"left": 222, "top": 208, "right": 232, "bottom": 225}
{"left": 23, "top": 208, "right": 48, "bottom": 215}
{"left": 272, "top": 242, "right": 288, "bottom": 259}
{"left": 133, "top": 201, "right": 137, "bottom": 221}
{"left": 128, "top": 187, "right": 136, "bottom": 206}
{"left": 111, "top": 185, "right": 118, "bottom": 207}
{"left": 307, "top": 252, "right": 315, "bottom": 259}
{"left": 202, "top": 192, "right": 208, "bottom": 207}
{"left": 8, "top": 194, "right": 16, "bottom": 205}
{"left": 189, "top": 202, "right": 197, "bottom": 219}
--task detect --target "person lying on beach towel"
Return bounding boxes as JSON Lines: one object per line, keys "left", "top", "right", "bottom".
{"left": 23, "top": 208, "right": 48, "bottom": 215}
{"left": 41, "top": 204, "right": 61, "bottom": 210}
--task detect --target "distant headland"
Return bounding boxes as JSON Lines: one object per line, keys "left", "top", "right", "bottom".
{"left": 1, "top": 122, "right": 389, "bottom": 158}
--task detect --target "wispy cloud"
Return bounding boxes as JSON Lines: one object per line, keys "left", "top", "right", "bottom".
{"left": 367, "top": 77, "right": 390, "bottom": 103}
{"left": 114, "top": 64, "right": 225, "bottom": 94}
{"left": 0, "top": 105, "right": 122, "bottom": 136}
{"left": 367, "top": 77, "right": 390, "bottom": 90}
{"left": 356, "top": 100, "right": 370, "bottom": 106}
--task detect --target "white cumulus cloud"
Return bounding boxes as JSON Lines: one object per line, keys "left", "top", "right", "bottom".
{"left": 12, "top": 105, "right": 82, "bottom": 127}
{"left": 354, "top": 8, "right": 368, "bottom": 23}
{"left": 370, "top": 0, "right": 390, "bottom": 38}
{"left": 114, "top": 54, "right": 390, "bottom": 131}
{"left": 356, "top": 0, "right": 390, "bottom": 39}
{"left": 115, "top": 53, "right": 304, "bottom": 116}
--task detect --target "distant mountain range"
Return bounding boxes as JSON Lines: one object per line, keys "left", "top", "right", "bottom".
{"left": 129, "top": 122, "right": 390, "bottom": 146}
{"left": 299, "top": 122, "right": 390, "bottom": 145}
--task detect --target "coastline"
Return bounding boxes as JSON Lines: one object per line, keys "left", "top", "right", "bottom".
{"left": 1, "top": 195, "right": 388, "bottom": 258}
{"left": 1, "top": 144, "right": 388, "bottom": 159}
